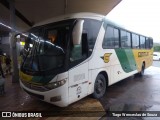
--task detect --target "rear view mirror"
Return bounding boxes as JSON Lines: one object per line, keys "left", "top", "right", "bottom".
{"left": 72, "top": 20, "right": 84, "bottom": 45}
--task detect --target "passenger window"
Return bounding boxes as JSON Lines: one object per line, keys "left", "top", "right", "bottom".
{"left": 149, "top": 38, "right": 153, "bottom": 48}
{"left": 140, "top": 36, "right": 145, "bottom": 49}
{"left": 121, "top": 30, "right": 131, "bottom": 48}
{"left": 132, "top": 34, "right": 139, "bottom": 48}
{"left": 145, "top": 37, "right": 150, "bottom": 49}
{"left": 103, "top": 26, "right": 120, "bottom": 49}
{"left": 84, "top": 20, "right": 102, "bottom": 50}
{"left": 70, "top": 44, "right": 83, "bottom": 61}
{"left": 103, "top": 26, "right": 114, "bottom": 49}
{"left": 70, "top": 33, "right": 88, "bottom": 62}
{"left": 70, "top": 19, "right": 101, "bottom": 62}
{"left": 114, "top": 28, "right": 119, "bottom": 48}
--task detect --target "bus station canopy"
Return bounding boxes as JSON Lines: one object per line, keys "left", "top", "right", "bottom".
{"left": 0, "top": 0, "right": 121, "bottom": 34}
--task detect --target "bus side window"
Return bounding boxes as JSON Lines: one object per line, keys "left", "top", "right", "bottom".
{"left": 102, "top": 26, "right": 114, "bottom": 49}
{"left": 140, "top": 36, "right": 145, "bottom": 49}
{"left": 70, "top": 44, "right": 82, "bottom": 61}
{"left": 149, "top": 38, "right": 153, "bottom": 48}
{"left": 102, "top": 26, "right": 120, "bottom": 49}
{"left": 145, "top": 37, "right": 150, "bottom": 49}
{"left": 132, "top": 34, "right": 139, "bottom": 49}
{"left": 70, "top": 33, "right": 88, "bottom": 61}
{"left": 114, "top": 28, "right": 120, "bottom": 48}
{"left": 83, "top": 19, "right": 101, "bottom": 54}
{"left": 70, "top": 19, "right": 101, "bottom": 62}
{"left": 121, "top": 30, "right": 131, "bottom": 48}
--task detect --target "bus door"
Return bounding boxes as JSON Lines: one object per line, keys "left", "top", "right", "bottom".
{"left": 68, "top": 20, "right": 89, "bottom": 103}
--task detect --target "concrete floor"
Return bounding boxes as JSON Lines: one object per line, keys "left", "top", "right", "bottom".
{"left": 0, "top": 62, "right": 160, "bottom": 120}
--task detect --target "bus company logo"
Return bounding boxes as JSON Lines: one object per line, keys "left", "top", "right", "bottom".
{"left": 2, "top": 112, "right": 11, "bottom": 117}
{"left": 77, "top": 86, "right": 81, "bottom": 95}
{"left": 1, "top": 112, "right": 42, "bottom": 118}
{"left": 101, "top": 53, "right": 112, "bottom": 63}
{"left": 138, "top": 52, "right": 149, "bottom": 57}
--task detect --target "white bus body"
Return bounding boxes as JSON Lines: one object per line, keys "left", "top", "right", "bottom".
{"left": 19, "top": 13, "right": 153, "bottom": 107}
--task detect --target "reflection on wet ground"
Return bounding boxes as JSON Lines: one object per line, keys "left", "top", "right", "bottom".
{"left": 100, "top": 66, "right": 160, "bottom": 120}
{"left": 152, "top": 61, "right": 160, "bottom": 68}
{"left": 0, "top": 75, "right": 104, "bottom": 119}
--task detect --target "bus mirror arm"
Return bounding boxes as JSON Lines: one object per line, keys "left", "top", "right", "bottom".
{"left": 72, "top": 20, "right": 84, "bottom": 45}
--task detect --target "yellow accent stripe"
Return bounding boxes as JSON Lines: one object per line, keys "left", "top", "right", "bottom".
{"left": 19, "top": 71, "right": 33, "bottom": 82}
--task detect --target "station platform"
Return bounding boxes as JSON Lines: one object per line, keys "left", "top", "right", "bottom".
{"left": 0, "top": 74, "right": 105, "bottom": 120}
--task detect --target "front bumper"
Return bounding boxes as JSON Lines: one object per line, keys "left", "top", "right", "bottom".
{"left": 20, "top": 80, "right": 69, "bottom": 107}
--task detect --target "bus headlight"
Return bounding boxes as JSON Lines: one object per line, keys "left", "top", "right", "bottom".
{"left": 45, "top": 79, "right": 66, "bottom": 90}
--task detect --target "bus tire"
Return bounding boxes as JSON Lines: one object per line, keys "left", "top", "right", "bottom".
{"left": 93, "top": 74, "right": 106, "bottom": 99}
{"left": 139, "top": 63, "right": 145, "bottom": 76}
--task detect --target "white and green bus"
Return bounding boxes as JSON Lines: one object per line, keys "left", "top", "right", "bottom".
{"left": 19, "top": 13, "right": 153, "bottom": 107}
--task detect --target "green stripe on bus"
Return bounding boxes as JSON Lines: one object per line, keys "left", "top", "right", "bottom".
{"left": 115, "top": 49, "right": 137, "bottom": 73}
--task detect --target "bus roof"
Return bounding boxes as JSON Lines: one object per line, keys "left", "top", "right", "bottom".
{"left": 103, "top": 18, "right": 151, "bottom": 38}
{"left": 34, "top": 12, "right": 104, "bottom": 27}
{"left": 33, "top": 12, "right": 152, "bottom": 38}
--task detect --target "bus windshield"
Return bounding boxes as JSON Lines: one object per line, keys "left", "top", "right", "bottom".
{"left": 22, "top": 21, "right": 72, "bottom": 73}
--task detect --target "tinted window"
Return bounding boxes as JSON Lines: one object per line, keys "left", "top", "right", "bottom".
{"left": 121, "top": 30, "right": 131, "bottom": 48}
{"left": 140, "top": 36, "right": 145, "bottom": 49}
{"left": 22, "top": 20, "right": 72, "bottom": 72}
{"left": 83, "top": 19, "right": 102, "bottom": 50}
{"left": 37, "top": 26, "right": 68, "bottom": 71}
{"left": 149, "top": 38, "right": 153, "bottom": 48}
{"left": 70, "top": 19, "right": 102, "bottom": 62}
{"left": 132, "top": 34, "right": 139, "bottom": 48}
{"left": 114, "top": 28, "right": 119, "bottom": 48}
{"left": 103, "top": 26, "right": 114, "bottom": 48}
{"left": 145, "top": 37, "right": 150, "bottom": 49}
{"left": 103, "top": 26, "right": 119, "bottom": 49}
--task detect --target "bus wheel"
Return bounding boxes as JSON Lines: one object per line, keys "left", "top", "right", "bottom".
{"left": 139, "top": 63, "right": 145, "bottom": 76}
{"left": 93, "top": 74, "right": 106, "bottom": 99}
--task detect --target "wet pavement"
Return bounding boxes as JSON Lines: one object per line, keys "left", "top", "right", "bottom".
{"left": 0, "top": 75, "right": 104, "bottom": 120}
{"left": 152, "top": 60, "right": 160, "bottom": 68}
{"left": 100, "top": 65, "right": 160, "bottom": 120}
{"left": 0, "top": 61, "right": 160, "bottom": 120}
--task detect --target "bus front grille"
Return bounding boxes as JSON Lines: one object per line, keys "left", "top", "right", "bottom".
{"left": 21, "top": 80, "right": 49, "bottom": 92}
{"left": 23, "top": 88, "right": 44, "bottom": 100}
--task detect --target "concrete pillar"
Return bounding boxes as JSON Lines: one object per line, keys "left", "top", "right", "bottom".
{"left": 9, "top": 0, "right": 19, "bottom": 83}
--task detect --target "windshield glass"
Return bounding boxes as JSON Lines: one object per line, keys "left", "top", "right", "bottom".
{"left": 22, "top": 20, "right": 73, "bottom": 72}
